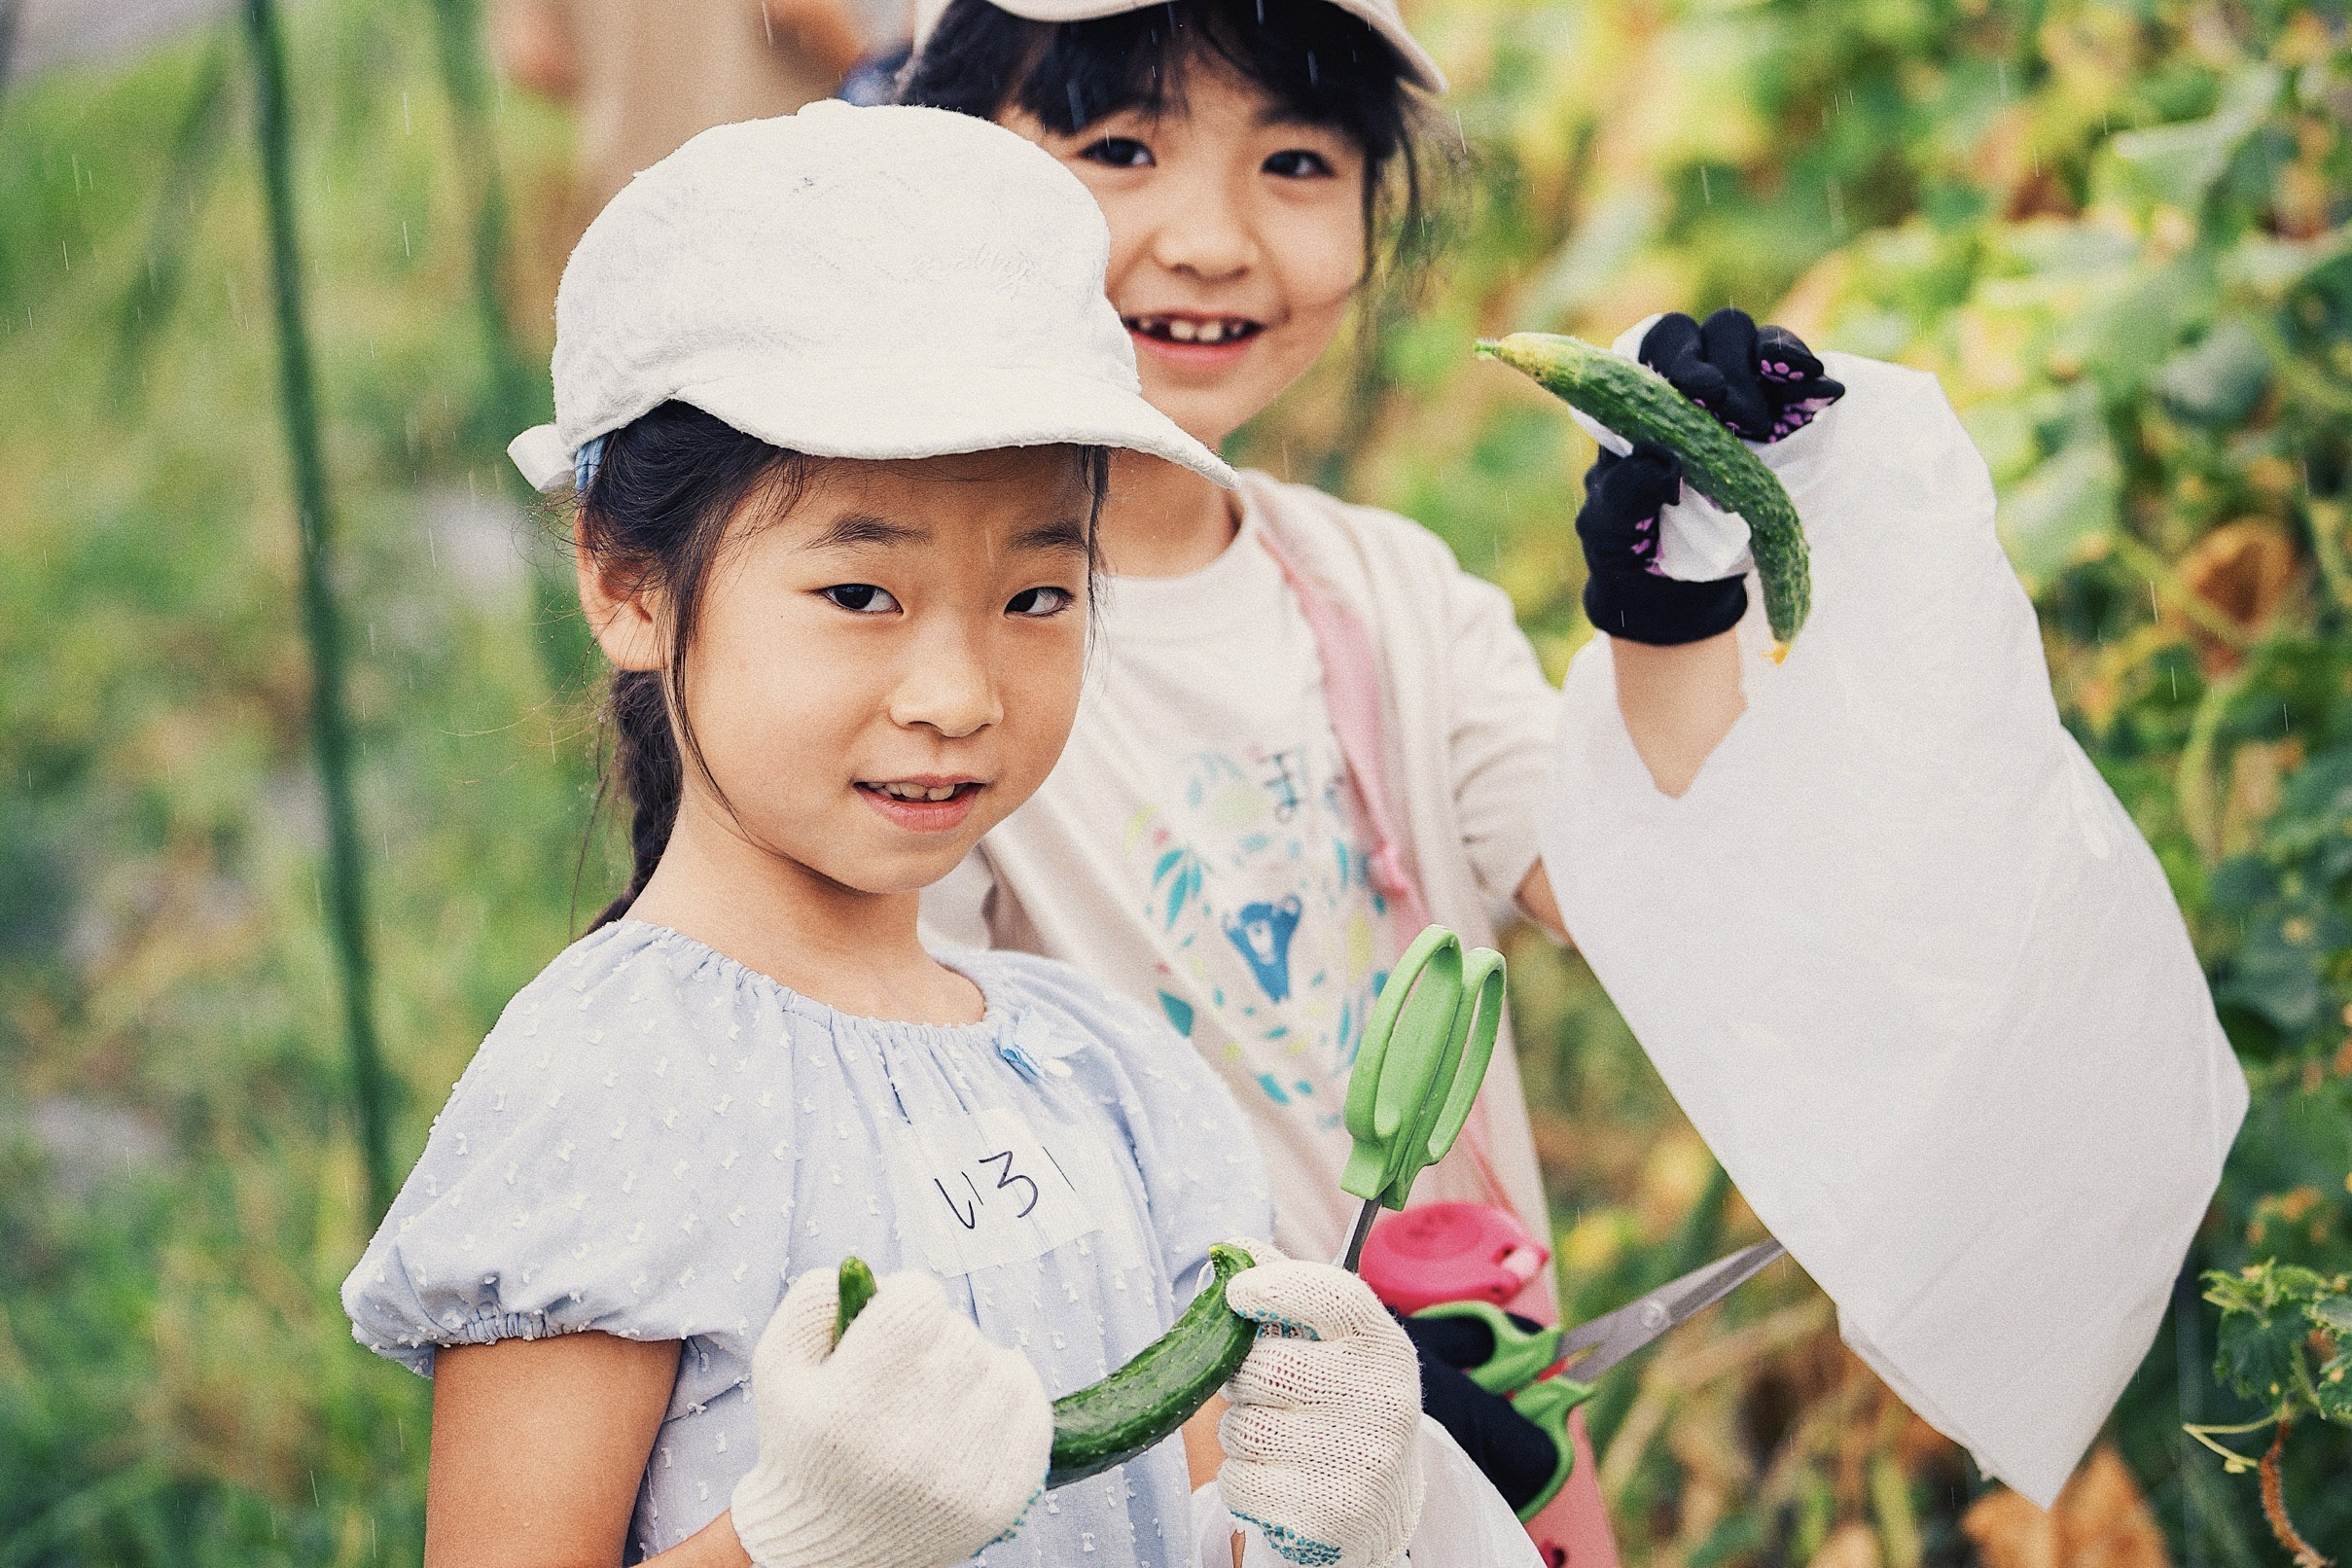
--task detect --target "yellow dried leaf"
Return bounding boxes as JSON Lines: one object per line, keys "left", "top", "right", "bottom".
{"left": 1809, "top": 1521, "right": 1884, "bottom": 1568}
{"left": 2058, "top": 1447, "right": 2169, "bottom": 1568}
{"left": 1963, "top": 1447, "right": 2170, "bottom": 1568}
{"left": 1964, "top": 1491, "right": 2060, "bottom": 1568}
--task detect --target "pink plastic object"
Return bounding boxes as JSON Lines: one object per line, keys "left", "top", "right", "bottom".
{"left": 1522, "top": 1409, "right": 1618, "bottom": 1568}
{"left": 1357, "top": 1201, "right": 1552, "bottom": 1317}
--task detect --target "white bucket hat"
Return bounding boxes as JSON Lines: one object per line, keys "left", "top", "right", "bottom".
{"left": 910, "top": 0, "right": 1445, "bottom": 95}
{"left": 508, "top": 100, "right": 1233, "bottom": 493}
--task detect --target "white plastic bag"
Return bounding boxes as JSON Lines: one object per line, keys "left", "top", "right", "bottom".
{"left": 1537, "top": 350, "right": 2248, "bottom": 1507}
{"left": 1192, "top": 1417, "right": 1542, "bottom": 1568}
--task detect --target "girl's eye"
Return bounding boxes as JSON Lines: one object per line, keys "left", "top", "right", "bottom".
{"left": 1007, "top": 586, "right": 1075, "bottom": 618}
{"left": 1263, "top": 148, "right": 1336, "bottom": 179}
{"left": 1082, "top": 136, "right": 1155, "bottom": 169}
{"left": 822, "top": 584, "right": 900, "bottom": 615}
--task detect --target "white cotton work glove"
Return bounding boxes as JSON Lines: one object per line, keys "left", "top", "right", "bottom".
{"left": 1218, "top": 1241, "right": 1425, "bottom": 1568}
{"left": 730, "top": 1265, "right": 1052, "bottom": 1568}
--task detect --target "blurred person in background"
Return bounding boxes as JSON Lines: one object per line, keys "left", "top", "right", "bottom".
{"left": 492, "top": 0, "right": 910, "bottom": 215}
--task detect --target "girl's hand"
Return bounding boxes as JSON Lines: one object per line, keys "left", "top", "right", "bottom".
{"left": 731, "top": 1266, "right": 1052, "bottom": 1568}
{"left": 1218, "top": 1249, "right": 1425, "bottom": 1568}
{"left": 1576, "top": 442, "right": 1750, "bottom": 647}
{"left": 1637, "top": 307, "right": 1846, "bottom": 444}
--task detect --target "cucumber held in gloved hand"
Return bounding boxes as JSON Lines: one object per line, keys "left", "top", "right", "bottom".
{"left": 1476, "top": 322, "right": 1817, "bottom": 648}
{"left": 1574, "top": 440, "right": 1751, "bottom": 647}
{"left": 1219, "top": 1249, "right": 1426, "bottom": 1568}
{"left": 1638, "top": 308, "right": 1845, "bottom": 445}
{"left": 834, "top": 1241, "right": 1260, "bottom": 1489}
{"left": 731, "top": 1265, "right": 1052, "bottom": 1568}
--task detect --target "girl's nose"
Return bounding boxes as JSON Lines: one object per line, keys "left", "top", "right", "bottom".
{"left": 1149, "top": 175, "right": 1258, "bottom": 282}
{"left": 888, "top": 617, "right": 1004, "bottom": 739}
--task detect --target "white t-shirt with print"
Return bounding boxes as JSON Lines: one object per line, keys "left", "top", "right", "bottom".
{"left": 927, "top": 480, "right": 1560, "bottom": 1262}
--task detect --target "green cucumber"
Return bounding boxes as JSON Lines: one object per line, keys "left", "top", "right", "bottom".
{"left": 1475, "top": 332, "right": 1811, "bottom": 649}
{"left": 831, "top": 1241, "right": 1258, "bottom": 1488}
{"left": 1043, "top": 1241, "right": 1257, "bottom": 1486}
{"left": 834, "top": 1255, "right": 876, "bottom": 1346}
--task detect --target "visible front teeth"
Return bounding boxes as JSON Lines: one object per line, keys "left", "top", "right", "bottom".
{"left": 876, "top": 782, "right": 960, "bottom": 802}
{"left": 1126, "top": 315, "right": 1255, "bottom": 345}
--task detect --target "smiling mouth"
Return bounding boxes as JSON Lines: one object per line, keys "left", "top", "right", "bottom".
{"left": 1123, "top": 314, "right": 1264, "bottom": 346}
{"left": 854, "top": 777, "right": 984, "bottom": 835}
{"left": 860, "top": 780, "right": 980, "bottom": 803}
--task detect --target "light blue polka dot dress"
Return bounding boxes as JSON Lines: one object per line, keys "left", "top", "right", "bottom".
{"left": 342, "top": 919, "right": 1273, "bottom": 1565}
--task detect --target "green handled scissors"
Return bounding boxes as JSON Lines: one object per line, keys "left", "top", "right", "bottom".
{"left": 1338, "top": 924, "right": 1506, "bottom": 1272}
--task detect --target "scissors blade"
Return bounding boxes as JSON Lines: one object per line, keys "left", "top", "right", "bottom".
{"left": 1550, "top": 1239, "right": 1786, "bottom": 1382}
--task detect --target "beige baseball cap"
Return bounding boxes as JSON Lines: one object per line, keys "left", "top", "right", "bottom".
{"left": 910, "top": 0, "right": 1446, "bottom": 95}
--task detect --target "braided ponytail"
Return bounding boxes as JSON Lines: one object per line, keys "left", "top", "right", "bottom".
{"left": 574, "top": 402, "right": 807, "bottom": 933}
{"left": 588, "top": 669, "right": 684, "bottom": 931}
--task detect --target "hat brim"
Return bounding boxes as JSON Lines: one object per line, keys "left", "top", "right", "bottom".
{"left": 513, "top": 362, "right": 1234, "bottom": 493}
{"left": 911, "top": 0, "right": 1446, "bottom": 92}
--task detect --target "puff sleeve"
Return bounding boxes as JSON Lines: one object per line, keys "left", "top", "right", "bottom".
{"left": 341, "top": 938, "right": 794, "bottom": 1374}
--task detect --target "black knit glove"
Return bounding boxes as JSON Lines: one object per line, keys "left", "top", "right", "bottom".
{"left": 1577, "top": 440, "right": 1748, "bottom": 646}
{"left": 1638, "top": 307, "right": 1845, "bottom": 444}
{"left": 1395, "top": 1311, "right": 1561, "bottom": 1515}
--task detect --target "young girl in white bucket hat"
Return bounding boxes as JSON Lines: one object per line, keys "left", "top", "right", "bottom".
{"left": 340, "top": 100, "right": 1539, "bottom": 1568}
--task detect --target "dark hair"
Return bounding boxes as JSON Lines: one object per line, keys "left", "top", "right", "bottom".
{"left": 576, "top": 403, "right": 1111, "bottom": 932}
{"left": 899, "top": 0, "right": 1438, "bottom": 286}
{"left": 578, "top": 403, "right": 806, "bottom": 932}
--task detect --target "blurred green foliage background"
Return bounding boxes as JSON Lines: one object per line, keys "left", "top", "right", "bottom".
{"left": 2, "top": 0, "right": 2349, "bottom": 1561}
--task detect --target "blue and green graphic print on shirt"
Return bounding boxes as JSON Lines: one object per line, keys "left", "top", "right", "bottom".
{"left": 1127, "top": 733, "right": 1395, "bottom": 1129}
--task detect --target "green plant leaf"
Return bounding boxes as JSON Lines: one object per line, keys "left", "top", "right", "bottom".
{"left": 2110, "top": 65, "right": 2283, "bottom": 211}
{"left": 2219, "top": 902, "right": 2345, "bottom": 1032}
{"left": 2206, "top": 1264, "right": 2349, "bottom": 1418}
{"left": 1998, "top": 435, "right": 2121, "bottom": 585}
{"left": 2223, "top": 224, "right": 2352, "bottom": 298}
{"left": 2157, "top": 320, "right": 2270, "bottom": 425}
{"left": 2060, "top": 258, "right": 2217, "bottom": 393}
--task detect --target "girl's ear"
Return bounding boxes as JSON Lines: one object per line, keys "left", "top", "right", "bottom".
{"left": 576, "top": 535, "right": 665, "bottom": 672}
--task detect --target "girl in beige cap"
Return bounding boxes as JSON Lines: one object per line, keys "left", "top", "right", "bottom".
{"left": 895, "top": 1, "right": 1715, "bottom": 1556}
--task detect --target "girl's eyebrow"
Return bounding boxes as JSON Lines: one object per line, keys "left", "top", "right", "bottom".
{"left": 1255, "top": 106, "right": 1339, "bottom": 134}
{"left": 801, "top": 513, "right": 1089, "bottom": 555}
{"left": 802, "top": 513, "right": 927, "bottom": 552}
{"left": 1016, "top": 518, "right": 1092, "bottom": 555}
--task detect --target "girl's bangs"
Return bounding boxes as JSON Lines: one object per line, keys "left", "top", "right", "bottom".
{"left": 916, "top": 0, "right": 1413, "bottom": 160}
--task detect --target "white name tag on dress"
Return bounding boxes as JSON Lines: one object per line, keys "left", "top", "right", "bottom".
{"left": 885, "top": 1104, "right": 1104, "bottom": 1277}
